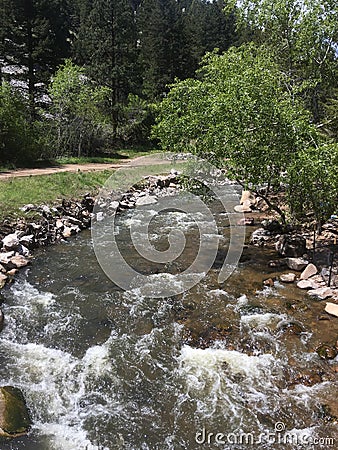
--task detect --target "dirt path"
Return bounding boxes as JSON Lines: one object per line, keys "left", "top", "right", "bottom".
{"left": 0, "top": 156, "right": 163, "bottom": 180}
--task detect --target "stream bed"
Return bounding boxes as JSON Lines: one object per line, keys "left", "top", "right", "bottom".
{"left": 0, "top": 197, "right": 337, "bottom": 449}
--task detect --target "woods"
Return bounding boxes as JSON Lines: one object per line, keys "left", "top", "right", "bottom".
{"left": 0, "top": 0, "right": 337, "bottom": 224}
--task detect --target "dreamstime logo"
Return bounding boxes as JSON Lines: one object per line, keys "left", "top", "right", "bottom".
{"left": 91, "top": 153, "right": 245, "bottom": 297}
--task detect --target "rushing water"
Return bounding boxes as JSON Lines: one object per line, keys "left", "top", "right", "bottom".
{"left": 0, "top": 197, "right": 337, "bottom": 450}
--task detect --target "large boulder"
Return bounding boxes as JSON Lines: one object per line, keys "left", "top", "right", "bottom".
{"left": 276, "top": 234, "right": 307, "bottom": 257}
{"left": 0, "top": 386, "right": 32, "bottom": 438}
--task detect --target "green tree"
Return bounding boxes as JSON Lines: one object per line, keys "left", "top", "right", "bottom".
{"left": 153, "top": 44, "right": 320, "bottom": 223}
{"left": 0, "top": 83, "right": 39, "bottom": 164}
{"left": 49, "top": 60, "right": 111, "bottom": 157}
{"left": 1, "top": 0, "right": 72, "bottom": 117}
{"left": 288, "top": 144, "right": 338, "bottom": 229}
{"left": 229, "top": 0, "right": 338, "bottom": 125}
{"left": 73, "top": 0, "right": 139, "bottom": 131}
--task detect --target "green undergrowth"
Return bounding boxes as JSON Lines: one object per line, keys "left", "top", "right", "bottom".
{"left": 0, "top": 170, "right": 113, "bottom": 221}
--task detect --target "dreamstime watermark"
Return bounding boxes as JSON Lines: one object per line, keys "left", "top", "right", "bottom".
{"left": 91, "top": 153, "right": 245, "bottom": 297}
{"left": 195, "top": 423, "right": 335, "bottom": 447}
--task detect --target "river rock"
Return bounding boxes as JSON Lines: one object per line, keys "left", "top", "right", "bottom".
{"left": 268, "top": 259, "right": 287, "bottom": 268}
{"left": 135, "top": 195, "right": 157, "bottom": 206}
{"left": 300, "top": 263, "right": 317, "bottom": 280}
{"left": 234, "top": 204, "right": 252, "bottom": 213}
{"left": 0, "top": 273, "right": 7, "bottom": 289}
{"left": 308, "top": 287, "right": 333, "bottom": 300}
{"left": 276, "top": 234, "right": 306, "bottom": 257}
{"left": 2, "top": 233, "right": 19, "bottom": 250}
{"left": 0, "top": 252, "right": 14, "bottom": 266}
{"left": 9, "top": 255, "right": 30, "bottom": 269}
{"left": 280, "top": 273, "right": 296, "bottom": 283}
{"left": 19, "top": 235, "right": 35, "bottom": 249}
{"left": 286, "top": 257, "right": 308, "bottom": 271}
{"left": 0, "top": 264, "right": 6, "bottom": 273}
{"left": 297, "top": 279, "right": 317, "bottom": 290}
{"left": 325, "top": 302, "right": 338, "bottom": 317}
{"left": 0, "top": 386, "right": 32, "bottom": 438}
{"left": 316, "top": 344, "right": 338, "bottom": 360}
{"left": 240, "top": 190, "right": 255, "bottom": 205}
{"left": 250, "top": 228, "right": 271, "bottom": 246}
{"left": 237, "top": 218, "right": 254, "bottom": 226}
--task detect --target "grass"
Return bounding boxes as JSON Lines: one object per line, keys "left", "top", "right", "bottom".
{"left": 0, "top": 170, "right": 113, "bottom": 220}
{"left": 55, "top": 148, "right": 159, "bottom": 165}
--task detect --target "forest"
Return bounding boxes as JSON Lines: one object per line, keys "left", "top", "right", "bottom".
{"left": 0, "top": 0, "right": 338, "bottom": 225}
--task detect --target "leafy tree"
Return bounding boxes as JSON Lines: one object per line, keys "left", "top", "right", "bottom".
{"left": 48, "top": 60, "right": 111, "bottom": 157}
{"left": 288, "top": 144, "right": 338, "bottom": 229}
{"left": 0, "top": 83, "right": 40, "bottom": 164}
{"left": 229, "top": 0, "right": 338, "bottom": 125}
{"left": 153, "top": 44, "right": 320, "bottom": 223}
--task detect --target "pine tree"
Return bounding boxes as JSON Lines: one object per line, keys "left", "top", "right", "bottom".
{"left": 73, "top": 0, "right": 139, "bottom": 131}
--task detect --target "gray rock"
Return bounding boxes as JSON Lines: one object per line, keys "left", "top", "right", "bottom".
{"left": 297, "top": 279, "right": 317, "bottom": 290}
{"left": 276, "top": 234, "right": 306, "bottom": 257}
{"left": 286, "top": 257, "right": 309, "bottom": 271}
{"left": 2, "top": 233, "right": 19, "bottom": 250}
{"left": 0, "top": 386, "right": 32, "bottom": 438}
{"left": 0, "top": 273, "right": 8, "bottom": 289}
{"left": 280, "top": 273, "right": 296, "bottom": 283}
{"left": 234, "top": 204, "right": 252, "bottom": 213}
{"left": 300, "top": 263, "right": 318, "bottom": 280}
{"left": 0, "top": 252, "right": 14, "bottom": 265}
{"left": 308, "top": 287, "right": 333, "bottom": 300}
{"left": 19, "top": 235, "right": 34, "bottom": 247}
{"left": 135, "top": 195, "right": 157, "bottom": 206}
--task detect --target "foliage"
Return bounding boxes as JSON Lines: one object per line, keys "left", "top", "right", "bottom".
{"left": 0, "top": 83, "right": 40, "bottom": 164}
{"left": 48, "top": 60, "right": 111, "bottom": 157}
{"left": 116, "top": 94, "right": 155, "bottom": 145}
{"left": 229, "top": 0, "right": 338, "bottom": 124}
{"left": 288, "top": 144, "right": 338, "bottom": 228}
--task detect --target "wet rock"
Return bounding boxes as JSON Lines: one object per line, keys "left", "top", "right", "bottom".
{"left": 0, "top": 264, "right": 6, "bottom": 273}
{"left": 308, "top": 287, "right": 333, "bottom": 300}
{"left": 277, "top": 321, "right": 305, "bottom": 336}
{"left": 0, "top": 273, "right": 8, "bottom": 289}
{"left": 276, "top": 234, "right": 306, "bottom": 257}
{"left": 288, "top": 370, "right": 323, "bottom": 387}
{"left": 6, "top": 269, "right": 18, "bottom": 276}
{"left": 286, "top": 257, "right": 308, "bottom": 271}
{"left": 316, "top": 344, "right": 338, "bottom": 360}
{"left": 280, "top": 273, "right": 296, "bottom": 283}
{"left": 325, "top": 302, "right": 338, "bottom": 317}
{"left": 0, "top": 252, "right": 15, "bottom": 265}
{"left": 300, "top": 263, "right": 317, "bottom": 280}
{"left": 0, "top": 386, "right": 32, "bottom": 438}
{"left": 2, "top": 233, "right": 19, "bottom": 250}
{"left": 19, "top": 235, "right": 34, "bottom": 249}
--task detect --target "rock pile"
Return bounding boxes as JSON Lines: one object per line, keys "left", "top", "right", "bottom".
{"left": 0, "top": 172, "right": 181, "bottom": 291}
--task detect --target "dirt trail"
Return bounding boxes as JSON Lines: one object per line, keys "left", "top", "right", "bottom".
{"left": 0, "top": 156, "right": 160, "bottom": 180}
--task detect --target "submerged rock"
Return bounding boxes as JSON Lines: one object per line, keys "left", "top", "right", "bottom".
{"left": 308, "top": 287, "right": 333, "bottom": 300}
{"left": 316, "top": 344, "right": 337, "bottom": 360}
{"left": 0, "top": 386, "right": 32, "bottom": 438}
